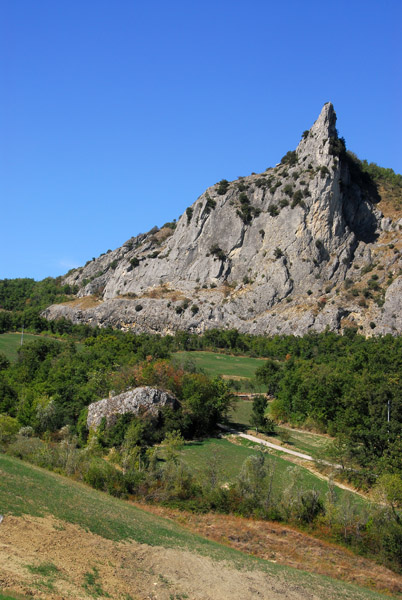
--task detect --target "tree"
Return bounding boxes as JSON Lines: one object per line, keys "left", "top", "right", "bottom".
{"left": 250, "top": 395, "right": 275, "bottom": 434}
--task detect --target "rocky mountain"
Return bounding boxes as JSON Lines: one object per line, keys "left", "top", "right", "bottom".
{"left": 43, "top": 103, "right": 402, "bottom": 336}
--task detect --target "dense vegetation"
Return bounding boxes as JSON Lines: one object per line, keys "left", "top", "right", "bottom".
{"left": 0, "top": 277, "right": 401, "bottom": 573}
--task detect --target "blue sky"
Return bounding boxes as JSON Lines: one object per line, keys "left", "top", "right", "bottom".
{"left": 1, "top": 0, "right": 401, "bottom": 280}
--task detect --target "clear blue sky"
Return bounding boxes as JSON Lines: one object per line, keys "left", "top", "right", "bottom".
{"left": 1, "top": 0, "right": 401, "bottom": 280}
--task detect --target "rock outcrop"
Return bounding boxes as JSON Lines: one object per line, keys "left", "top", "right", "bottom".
{"left": 43, "top": 103, "right": 402, "bottom": 336}
{"left": 87, "top": 387, "right": 179, "bottom": 429}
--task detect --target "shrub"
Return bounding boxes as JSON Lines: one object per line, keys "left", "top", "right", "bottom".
{"left": 209, "top": 244, "right": 226, "bottom": 261}
{"left": 191, "top": 305, "right": 199, "bottom": 315}
{"left": 135, "top": 304, "right": 143, "bottom": 312}
{"left": 320, "top": 165, "right": 330, "bottom": 178}
{"left": 205, "top": 196, "right": 217, "bottom": 213}
{"left": 0, "top": 414, "right": 19, "bottom": 444}
{"left": 130, "top": 257, "right": 140, "bottom": 268}
{"left": 329, "top": 136, "right": 346, "bottom": 157}
{"left": 268, "top": 204, "right": 279, "bottom": 217}
{"left": 280, "top": 151, "right": 298, "bottom": 166}
{"left": 186, "top": 207, "right": 193, "bottom": 223}
{"left": 302, "top": 130, "right": 309, "bottom": 140}
{"left": 283, "top": 184, "right": 293, "bottom": 197}
{"left": 216, "top": 179, "right": 229, "bottom": 195}
{"left": 292, "top": 190, "right": 303, "bottom": 204}
{"left": 274, "top": 247, "right": 283, "bottom": 259}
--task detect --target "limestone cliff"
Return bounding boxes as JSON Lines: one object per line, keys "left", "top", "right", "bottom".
{"left": 43, "top": 104, "right": 402, "bottom": 336}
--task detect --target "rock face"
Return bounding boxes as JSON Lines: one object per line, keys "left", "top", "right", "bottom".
{"left": 43, "top": 103, "right": 402, "bottom": 336}
{"left": 87, "top": 387, "right": 179, "bottom": 429}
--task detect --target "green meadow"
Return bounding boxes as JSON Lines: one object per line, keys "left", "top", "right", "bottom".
{"left": 174, "top": 350, "right": 266, "bottom": 392}
{"left": 180, "top": 437, "right": 366, "bottom": 508}
{"left": 0, "top": 332, "right": 42, "bottom": 361}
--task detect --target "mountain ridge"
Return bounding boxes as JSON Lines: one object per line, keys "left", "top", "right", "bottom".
{"left": 43, "top": 103, "right": 402, "bottom": 336}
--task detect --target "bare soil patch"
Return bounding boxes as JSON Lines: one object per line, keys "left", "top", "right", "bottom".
{"left": 134, "top": 503, "right": 402, "bottom": 597}
{"left": 0, "top": 513, "right": 373, "bottom": 600}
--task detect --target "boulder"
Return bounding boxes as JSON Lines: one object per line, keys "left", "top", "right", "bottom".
{"left": 87, "top": 386, "right": 179, "bottom": 429}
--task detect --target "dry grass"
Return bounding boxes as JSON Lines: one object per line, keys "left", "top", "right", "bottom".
{"left": 140, "top": 285, "right": 187, "bottom": 301}
{"left": 60, "top": 296, "right": 102, "bottom": 309}
{"left": 377, "top": 184, "right": 402, "bottom": 219}
{"left": 134, "top": 503, "right": 402, "bottom": 597}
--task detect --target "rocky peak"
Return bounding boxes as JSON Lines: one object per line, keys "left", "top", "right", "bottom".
{"left": 43, "top": 104, "right": 401, "bottom": 337}
{"left": 296, "top": 102, "right": 338, "bottom": 166}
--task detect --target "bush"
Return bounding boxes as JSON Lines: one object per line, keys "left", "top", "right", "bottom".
{"left": 320, "top": 166, "right": 330, "bottom": 178}
{"left": 186, "top": 207, "right": 193, "bottom": 223}
{"left": 0, "top": 414, "right": 19, "bottom": 444}
{"left": 280, "top": 151, "right": 298, "bottom": 166}
{"left": 292, "top": 190, "right": 303, "bottom": 206}
{"left": 209, "top": 245, "right": 226, "bottom": 261}
{"left": 283, "top": 184, "right": 293, "bottom": 197}
{"left": 216, "top": 180, "right": 229, "bottom": 195}
{"left": 83, "top": 459, "right": 128, "bottom": 497}
{"left": 135, "top": 304, "right": 143, "bottom": 312}
{"left": 205, "top": 197, "right": 217, "bottom": 213}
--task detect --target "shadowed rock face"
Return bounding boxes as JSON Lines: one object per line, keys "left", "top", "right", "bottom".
{"left": 43, "top": 104, "right": 401, "bottom": 337}
{"left": 87, "top": 387, "right": 179, "bottom": 429}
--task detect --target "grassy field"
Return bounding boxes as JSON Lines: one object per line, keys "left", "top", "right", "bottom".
{"left": 0, "top": 332, "right": 83, "bottom": 362}
{"left": 0, "top": 332, "right": 44, "bottom": 361}
{"left": 0, "top": 454, "right": 390, "bottom": 600}
{"left": 229, "top": 398, "right": 332, "bottom": 461}
{"left": 174, "top": 350, "right": 266, "bottom": 392}
{"left": 180, "top": 437, "right": 366, "bottom": 508}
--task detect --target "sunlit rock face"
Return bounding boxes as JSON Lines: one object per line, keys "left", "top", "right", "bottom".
{"left": 43, "top": 104, "right": 401, "bottom": 337}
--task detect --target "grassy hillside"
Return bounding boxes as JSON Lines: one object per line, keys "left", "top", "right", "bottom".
{"left": 0, "top": 454, "right": 394, "bottom": 600}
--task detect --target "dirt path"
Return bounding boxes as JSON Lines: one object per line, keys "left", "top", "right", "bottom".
{"left": 219, "top": 424, "right": 369, "bottom": 498}
{"left": 219, "top": 424, "right": 317, "bottom": 460}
